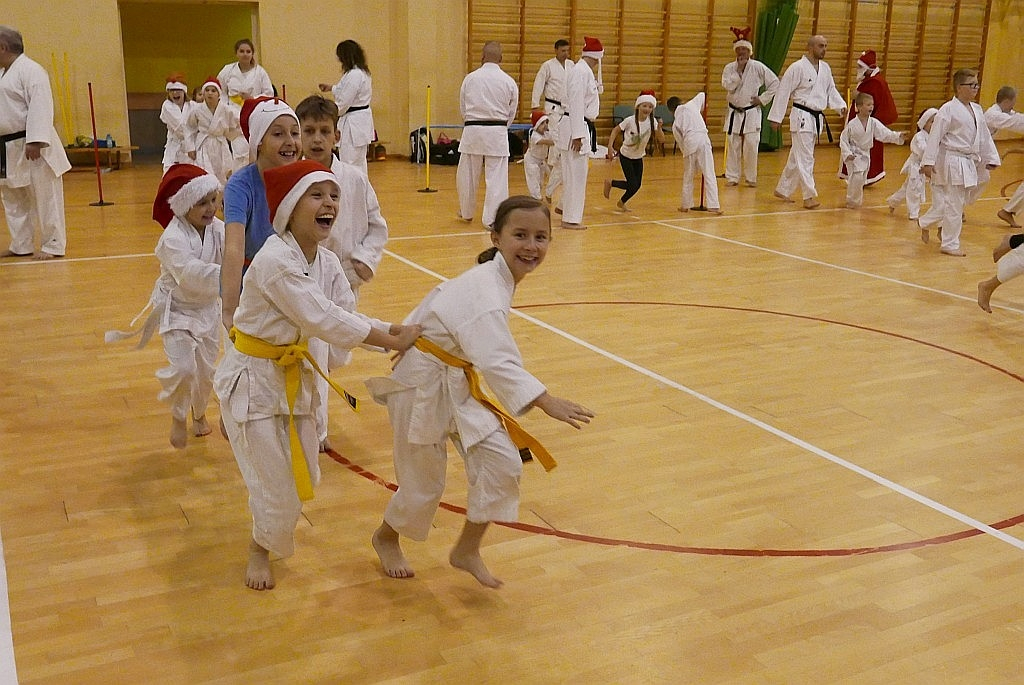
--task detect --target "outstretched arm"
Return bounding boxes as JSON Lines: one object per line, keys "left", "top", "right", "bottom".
{"left": 531, "top": 392, "right": 595, "bottom": 429}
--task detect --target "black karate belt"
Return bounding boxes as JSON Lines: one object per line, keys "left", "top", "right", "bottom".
{"left": 544, "top": 97, "right": 563, "bottom": 107}
{"left": 0, "top": 130, "right": 27, "bottom": 180}
{"left": 727, "top": 103, "right": 759, "bottom": 135}
{"left": 464, "top": 120, "right": 508, "bottom": 126}
{"left": 793, "top": 102, "right": 833, "bottom": 143}
{"left": 585, "top": 118, "right": 597, "bottom": 152}
{"left": 342, "top": 105, "right": 369, "bottom": 115}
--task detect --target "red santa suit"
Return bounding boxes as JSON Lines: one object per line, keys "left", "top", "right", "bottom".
{"left": 841, "top": 50, "right": 898, "bottom": 185}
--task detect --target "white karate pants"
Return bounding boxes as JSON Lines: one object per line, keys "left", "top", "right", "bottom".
{"left": 725, "top": 132, "right": 760, "bottom": 184}
{"left": 559, "top": 148, "right": 589, "bottom": 224}
{"left": 157, "top": 329, "right": 219, "bottom": 422}
{"left": 523, "top": 154, "right": 548, "bottom": 200}
{"left": 1004, "top": 183, "right": 1024, "bottom": 215}
{"left": 997, "top": 245, "right": 1024, "bottom": 283}
{"left": 338, "top": 143, "right": 369, "bottom": 176}
{"left": 681, "top": 145, "right": 721, "bottom": 210}
{"left": 457, "top": 152, "right": 509, "bottom": 228}
{"left": 920, "top": 183, "right": 969, "bottom": 252}
{"left": 1, "top": 162, "right": 67, "bottom": 256}
{"left": 887, "top": 176, "right": 926, "bottom": 220}
{"left": 846, "top": 170, "right": 867, "bottom": 207}
{"left": 774, "top": 130, "right": 818, "bottom": 201}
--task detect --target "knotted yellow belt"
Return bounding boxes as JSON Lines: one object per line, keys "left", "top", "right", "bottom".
{"left": 413, "top": 337, "right": 557, "bottom": 471}
{"left": 230, "top": 327, "right": 359, "bottom": 501}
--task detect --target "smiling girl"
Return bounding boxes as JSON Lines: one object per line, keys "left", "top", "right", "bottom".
{"left": 367, "top": 195, "right": 595, "bottom": 589}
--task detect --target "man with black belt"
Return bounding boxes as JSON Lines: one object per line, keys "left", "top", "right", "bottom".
{"left": 767, "top": 35, "right": 846, "bottom": 209}
{"left": 456, "top": 41, "right": 518, "bottom": 229}
{"left": 558, "top": 35, "right": 604, "bottom": 230}
{"left": 721, "top": 26, "right": 778, "bottom": 187}
{"left": 531, "top": 39, "right": 573, "bottom": 202}
{"left": 0, "top": 26, "right": 71, "bottom": 260}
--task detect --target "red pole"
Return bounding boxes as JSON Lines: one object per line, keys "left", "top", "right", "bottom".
{"left": 87, "top": 82, "right": 112, "bottom": 206}
{"left": 694, "top": 93, "right": 709, "bottom": 211}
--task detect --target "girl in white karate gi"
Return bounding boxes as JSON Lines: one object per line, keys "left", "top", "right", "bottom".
{"left": 186, "top": 78, "right": 239, "bottom": 185}
{"left": 216, "top": 39, "right": 275, "bottom": 168}
{"left": 105, "top": 164, "right": 223, "bottom": 449}
{"left": 672, "top": 93, "right": 722, "bottom": 214}
{"left": 160, "top": 75, "right": 192, "bottom": 172}
{"left": 213, "top": 160, "right": 421, "bottom": 591}
{"left": 368, "top": 195, "right": 595, "bottom": 589}
{"left": 839, "top": 92, "right": 904, "bottom": 209}
{"left": 318, "top": 40, "right": 375, "bottom": 175}
{"left": 887, "top": 108, "right": 937, "bottom": 220}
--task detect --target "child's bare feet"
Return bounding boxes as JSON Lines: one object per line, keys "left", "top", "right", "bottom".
{"left": 888, "top": 204, "right": 896, "bottom": 214}
{"left": 170, "top": 417, "right": 188, "bottom": 449}
{"left": 920, "top": 228, "right": 929, "bottom": 244}
{"left": 773, "top": 191, "right": 793, "bottom": 203}
{"left": 246, "top": 539, "right": 275, "bottom": 590}
{"left": 707, "top": 208, "right": 723, "bottom": 215}
{"left": 978, "top": 277, "right": 1000, "bottom": 313}
{"left": 603, "top": 178, "right": 611, "bottom": 199}
{"left": 846, "top": 202, "right": 859, "bottom": 209}
{"left": 372, "top": 522, "right": 414, "bottom": 579}
{"left": 449, "top": 548, "right": 503, "bottom": 588}
{"left": 803, "top": 198, "right": 821, "bottom": 209}
{"left": 616, "top": 200, "right": 628, "bottom": 211}
{"left": 993, "top": 235, "right": 1012, "bottom": 262}
{"left": 677, "top": 206, "right": 689, "bottom": 213}
{"left": 319, "top": 436, "right": 332, "bottom": 453}
{"left": 192, "top": 415, "right": 211, "bottom": 437}
{"left": 940, "top": 248, "right": 967, "bottom": 257}
{"left": 997, "top": 209, "right": 1020, "bottom": 228}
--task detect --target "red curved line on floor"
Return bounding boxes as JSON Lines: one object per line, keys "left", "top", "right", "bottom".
{"left": 331, "top": 299, "right": 1024, "bottom": 557}
{"left": 327, "top": 450, "right": 1024, "bottom": 558}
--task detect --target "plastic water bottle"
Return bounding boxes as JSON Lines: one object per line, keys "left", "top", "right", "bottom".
{"left": 105, "top": 134, "right": 114, "bottom": 148}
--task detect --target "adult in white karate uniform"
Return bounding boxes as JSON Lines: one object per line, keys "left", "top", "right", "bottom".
{"left": 983, "top": 87, "right": 1024, "bottom": 227}
{"left": 558, "top": 35, "right": 604, "bottom": 230}
{"left": 920, "top": 68, "right": 1000, "bottom": 257}
{"left": 721, "top": 27, "right": 778, "bottom": 187}
{"left": 531, "top": 39, "right": 573, "bottom": 200}
{"left": 318, "top": 40, "right": 376, "bottom": 175}
{"left": 214, "top": 160, "right": 420, "bottom": 590}
{"left": 767, "top": 35, "right": 846, "bottom": 209}
{"left": 0, "top": 26, "right": 71, "bottom": 260}
{"left": 216, "top": 39, "right": 274, "bottom": 169}
{"left": 368, "top": 195, "right": 594, "bottom": 588}
{"left": 456, "top": 41, "right": 518, "bottom": 229}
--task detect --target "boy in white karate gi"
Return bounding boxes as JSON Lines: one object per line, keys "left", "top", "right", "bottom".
{"left": 214, "top": 160, "right": 421, "bottom": 590}
{"left": 106, "top": 164, "right": 223, "bottom": 449}
{"left": 840, "top": 92, "right": 904, "bottom": 209}
{"left": 673, "top": 93, "right": 722, "bottom": 214}
{"left": 887, "top": 108, "right": 937, "bottom": 220}
{"left": 368, "top": 196, "right": 594, "bottom": 589}
{"left": 524, "top": 111, "right": 554, "bottom": 200}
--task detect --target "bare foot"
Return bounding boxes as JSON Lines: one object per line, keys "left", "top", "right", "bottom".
{"left": 803, "top": 198, "right": 821, "bottom": 209}
{"left": 846, "top": 202, "right": 859, "bottom": 209}
{"left": 888, "top": 204, "right": 896, "bottom": 214}
{"left": 993, "top": 235, "right": 1012, "bottom": 262}
{"left": 997, "top": 209, "right": 1020, "bottom": 228}
{"left": 616, "top": 200, "right": 629, "bottom": 211}
{"left": 744, "top": 180, "right": 757, "bottom": 188}
{"left": 707, "top": 208, "right": 723, "bottom": 215}
{"left": 977, "top": 278, "right": 999, "bottom": 313}
{"left": 726, "top": 180, "right": 738, "bottom": 186}
{"left": 192, "top": 415, "right": 211, "bottom": 437}
{"left": 920, "top": 228, "right": 929, "bottom": 244}
{"left": 603, "top": 178, "right": 611, "bottom": 199}
{"left": 449, "top": 548, "right": 503, "bottom": 588}
{"left": 554, "top": 207, "right": 563, "bottom": 215}
{"left": 560, "top": 222, "right": 587, "bottom": 230}
{"left": 170, "top": 417, "right": 188, "bottom": 449}
{"left": 0, "top": 250, "right": 32, "bottom": 258}
{"left": 456, "top": 213, "right": 472, "bottom": 223}
{"left": 32, "top": 253, "right": 60, "bottom": 261}
{"left": 773, "top": 191, "right": 793, "bottom": 203}
{"left": 677, "top": 206, "right": 689, "bottom": 213}
{"left": 319, "top": 436, "right": 332, "bottom": 453}
{"left": 246, "top": 539, "right": 275, "bottom": 590}
{"left": 940, "top": 248, "right": 967, "bottom": 257}
{"left": 372, "top": 523, "right": 415, "bottom": 579}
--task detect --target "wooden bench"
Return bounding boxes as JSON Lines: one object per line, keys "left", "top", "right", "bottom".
{"left": 64, "top": 146, "right": 140, "bottom": 171}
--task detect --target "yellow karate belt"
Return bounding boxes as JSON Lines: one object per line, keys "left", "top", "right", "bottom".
{"left": 229, "top": 94, "right": 245, "bottom": 107}
{"left": 413, "top": 337, "right": 557, "bottom": 471}
{"left": 230, "top": 327, "right": 359, "bottom": 501}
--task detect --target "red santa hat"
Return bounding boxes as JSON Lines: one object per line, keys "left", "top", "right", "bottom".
{"left": 200, "top": 76, "right": 222, "bottom": 93}
{"left": 263, "top": 159, "right": 340, "bottom": 235}
{"left": 152, "top": 164, "right": 221, "bottom": 229}
{"left": 240, "top": 96, "right": 299, "bottom": 162}
{"left": 857, "top": 50, "right": 877, "bottom": 70}
{"left": 581, "top": 36, "right": 605, "bottom": 93}
{"left": 165, "top": 72, "right": 188, "bottom": 92}
{"left": 635, "top": 90, "right": 657, "bottom": 108}
{"left": 530, "top": 110, "right": 548, "bottom": 127}
{"left": 730, "top": 26, "right": 753, "bottom": 53}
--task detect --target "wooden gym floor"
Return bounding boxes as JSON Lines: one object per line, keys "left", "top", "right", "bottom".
{"left": 1, "top": 144, "right": 1024, "bottom": 684}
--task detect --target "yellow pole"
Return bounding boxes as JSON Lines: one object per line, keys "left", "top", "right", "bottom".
{"left": 418, "top": 85, "right": 437, "bottom": 193}
{"left": 63, "top": 53, "right": 74, "bottom": 142}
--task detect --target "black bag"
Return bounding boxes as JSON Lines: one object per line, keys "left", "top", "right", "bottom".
{"left": 409, "top": 126, "right": 429, "bottom": 163}
{"left": 430, "top": 140, "right": 460, "bottom": 165}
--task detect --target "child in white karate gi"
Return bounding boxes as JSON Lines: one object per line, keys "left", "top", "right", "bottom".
{"left": 105, "top": 164, "right": 224, "bottom": 449}
{"left": 160, "top": 75, "right": 192, "bottom": 172}
{"left": 839, "top": 92, "right": 904, "bottom": 209}
{"left": 186, "top": 77, "right": 240, "bottom": 185}
{"left": 367, "top": 195, "right": 595, "bottom": 589}
{"left": 672, "top": 93, "right": 722, "bottom": 214}
{"left": 524, "top": 111, "right": 554, "bottom": 200}
{"left": 213, "top": 160, "right": 422, "bottom": 591}
{"left": 887, "top": 108, "right": 937, "bottom": 220}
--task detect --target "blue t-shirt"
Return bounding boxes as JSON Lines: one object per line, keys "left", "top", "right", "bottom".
{"left": 223, "top": 163, "right": 273, "bottom": 269}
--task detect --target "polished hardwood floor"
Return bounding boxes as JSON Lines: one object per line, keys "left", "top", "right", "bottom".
{"left": 2, "top": 143, "right": 1024, "bottom": 684}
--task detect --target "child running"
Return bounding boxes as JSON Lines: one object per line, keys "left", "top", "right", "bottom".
{"left": 839, "top": 92, "right": 904, "bottom": 209}
{"left": 185, "top": 77, "right": 239, "bottom": 185}
{"left": 604, "top": 90, "right": 664, "bottom": 210}
{"left": 367, "top": 195, "right": 595, "bottom": 589}
{"left": 524, "top": 110, "right": 555, "bottom": 201}
{"left": 887, "top": 108, "right": 938, "bottom": 220}
{"left": 105, "top": 164, "right": 223, "bottom": 449}
{"left": 160, "top": 74, "right": 192, "bottom": 172}
{"left": 213, "top": 160, "right": 422, "bottom": 590}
